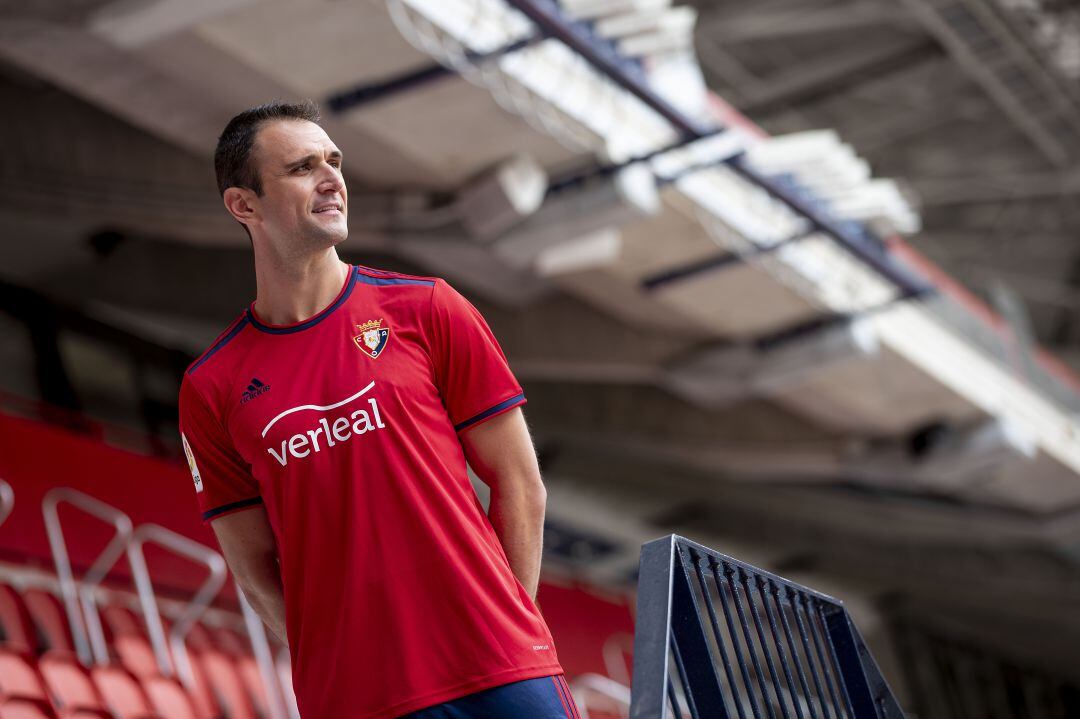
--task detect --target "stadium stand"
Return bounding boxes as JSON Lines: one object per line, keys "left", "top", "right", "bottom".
{"left": 0, "top": 475, "right": 291, "bottom": 719}
{"left": 0, "top": 575, "right": 277, "bottom": 719}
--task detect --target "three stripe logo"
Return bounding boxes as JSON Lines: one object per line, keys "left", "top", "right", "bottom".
{"left": 241, "top": 377, "right": 271, "bottom": 404}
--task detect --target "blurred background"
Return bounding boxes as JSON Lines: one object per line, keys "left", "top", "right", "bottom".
{"left": 1, "top": 0, "right": 1080, "bottom": 717}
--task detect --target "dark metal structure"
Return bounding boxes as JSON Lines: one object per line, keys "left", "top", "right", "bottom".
{"left": 631, "top": 535, "right": 905, "bottom": 719}
{"left": 891, "top": 616, "right": 1080, "bottom": 719}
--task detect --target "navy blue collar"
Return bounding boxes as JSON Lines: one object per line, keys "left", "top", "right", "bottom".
{"left": 247, "top": 266, "right": 358, "bottom": 334}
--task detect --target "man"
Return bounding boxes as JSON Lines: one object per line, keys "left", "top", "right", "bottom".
{"left": 178, "top": 101, "right": 579, "bottom": 718}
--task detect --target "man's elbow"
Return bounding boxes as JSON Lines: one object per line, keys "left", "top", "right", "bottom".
{"left": 531, "top": 477, "right": 547, "bottom": 510}
{"left": 490, "top": 470, "right": 547, "bottom": 510}
{"left": 522, "top": 477, "right": 547, "bottom": 518}
{"left": 220, "top": 545, "right": 279, "bottom": 598}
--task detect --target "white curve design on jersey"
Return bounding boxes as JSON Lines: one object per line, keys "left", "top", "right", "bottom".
{"left": 261, "top": 381, "right": 376, "bottom": 438}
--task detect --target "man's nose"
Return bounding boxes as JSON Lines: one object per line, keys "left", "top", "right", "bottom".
{"left": 317, "top": 164, "right": 344, "bottom": 192}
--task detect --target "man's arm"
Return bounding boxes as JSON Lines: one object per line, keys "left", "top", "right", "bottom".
{"left": 459, "top": 406, "right": 547, "bottom": 600}
{"left": 210, "top": 506, "right": 288, "bottom": 643}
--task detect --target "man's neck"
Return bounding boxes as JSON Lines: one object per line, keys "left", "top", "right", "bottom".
{"left": 252, "top": 249, "right": 350, "bottom": 326}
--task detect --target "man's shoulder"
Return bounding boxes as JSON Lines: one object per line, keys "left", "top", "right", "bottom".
{"left": 184, "top": 311, "right": 253, "bottom": 379}
{"left": 353, "top": 264, "right": 440, "bottom": 289}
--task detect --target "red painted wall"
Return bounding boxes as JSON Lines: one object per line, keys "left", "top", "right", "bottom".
{"left": 0, "top": 410, "right": 214, "bottom": 596}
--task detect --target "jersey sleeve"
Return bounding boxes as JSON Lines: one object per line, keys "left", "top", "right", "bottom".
{"left": 428, "top": 278, "right": 527, "bottom": 433}
{"left": 178, "top": 376, "right": 263, "bottom": 523}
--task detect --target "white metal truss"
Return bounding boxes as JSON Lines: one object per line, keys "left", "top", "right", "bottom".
{"left": 385, "top": 0, "right": 677, "bottom": 159}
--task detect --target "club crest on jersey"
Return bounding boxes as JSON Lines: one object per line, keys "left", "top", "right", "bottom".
{"left": 353, "top": 319, "right": 390, "bottom": 359}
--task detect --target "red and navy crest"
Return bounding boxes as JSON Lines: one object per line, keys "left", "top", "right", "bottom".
{"left": 354, "top": 319, "right": 390, "bottom": 359}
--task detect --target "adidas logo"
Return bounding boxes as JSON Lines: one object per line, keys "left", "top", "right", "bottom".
{"left": 241, "top": 378, "right": 271, "bottom": 404}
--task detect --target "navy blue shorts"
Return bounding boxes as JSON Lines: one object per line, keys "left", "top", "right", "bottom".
{"left": 401, "top": 674, "right": 581, "bottom": 719}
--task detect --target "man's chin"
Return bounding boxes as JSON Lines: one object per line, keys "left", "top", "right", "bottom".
{"left": 307, "top": 220, "right": 349, "bottom": 247}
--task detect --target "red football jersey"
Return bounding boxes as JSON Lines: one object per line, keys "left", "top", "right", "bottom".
{"left": 178, "top": 264, "right": 563, "bottom": 718}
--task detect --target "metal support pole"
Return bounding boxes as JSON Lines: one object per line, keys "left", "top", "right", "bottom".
{"left": 631, "top": 536, "right": 678, "bottom": 719}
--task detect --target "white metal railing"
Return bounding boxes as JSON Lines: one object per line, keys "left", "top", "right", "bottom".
{"left": 572, "top": 673, "right": 632, "bottom": 719}
{"left": 126, "top": 523, "right": 227, "bottom": 683}
{"left": 42, "top": 487, "right": 134, "bottom": 665}
{"left": 238, "top": 583, "right": 292, "bottom": 719}
{"left": 0, "top": 479, "right": 13, "bottom": 529}
{"left": 276, "top": 646, "right": 302, "bottom": 719}
{"left": 40, "top": 485, "right": 290, "bottom": 719}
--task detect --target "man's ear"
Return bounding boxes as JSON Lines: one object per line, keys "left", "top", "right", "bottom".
{"left": 223, "top": 187, "right": 258, "bottom": 227}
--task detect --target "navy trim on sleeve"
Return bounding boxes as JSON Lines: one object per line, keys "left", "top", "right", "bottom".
{"left": 189, "top": 316, "right": 250, "bottom": 375}
{"left": 454, "top": 393, "right": 526, "bottom": 432}
{"left": 202, "top": 496, "right": 263, "bottom": 521}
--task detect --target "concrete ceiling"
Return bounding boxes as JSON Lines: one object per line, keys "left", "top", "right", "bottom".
{"left": 689, "top": 0, "right": 1080, "bottom": 371}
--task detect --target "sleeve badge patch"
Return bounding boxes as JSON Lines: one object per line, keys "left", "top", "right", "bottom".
{"left": 354, "top": 319, "right": 390, "bottom": 359}
{"left": 181, "top": 432, "right": 204, "bottom": 493}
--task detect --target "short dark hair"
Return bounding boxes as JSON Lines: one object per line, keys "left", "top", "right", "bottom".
{"left": 214, "top": 100, "right": 322, "bottom": 198}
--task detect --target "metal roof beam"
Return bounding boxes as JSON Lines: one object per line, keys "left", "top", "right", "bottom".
{"left": 701, "top": 2, "right": 917, "bottom": 43}
{"left": 738, "top": 36, "right": 943, "bottom": 116}
{"left": 913, "top": 171, "right": 1080, "bottom": 205}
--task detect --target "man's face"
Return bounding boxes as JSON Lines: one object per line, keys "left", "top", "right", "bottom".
{"left": 247, "top": 119, "right": 348, "bottom": 252}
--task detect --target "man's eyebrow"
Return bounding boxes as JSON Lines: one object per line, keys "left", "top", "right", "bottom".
{"left": 283, "top": 150, "right": 344, "bottom": 169}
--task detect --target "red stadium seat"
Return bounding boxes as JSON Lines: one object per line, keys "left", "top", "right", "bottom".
{"left": 234, "top": 655, "right": 269, "bottom": 718}
{"left": 113, "top": 635, "right": 160, "bottom": 680}
{"left": 205, "top": 627, "right": 277, "bottom": 715}
{"left": 153, "top": 618, "right": 215, "bottom": 719}
{"left": 22, "top": 591, "right": 74, "bottom": 656}
{"left": 195, "top": 650, "right": 255, "bottom": 719}
{"left": 0, "top": 648, "right": 50, "bottom": 706}
{"left": 107, "top": 617, "right": 217, "bottom": 719}
{"left": 0, "top": 703, "right": 52, "bottom": 719}
{"left": 140, "top": 678, "right": 197, "bottom": 719}
{"left": 209, "top": 629, "right": 247, "bottom": 658}
{"left": 37, "top": 653, "right": 109, "bottom": 718}
{"left": 0, "top": 585, "right": 37, "bottom": 654}
{"left": 88, "top": 610, "right": 216, "bottom": 719}
{"left": 170, "top": 651, "right": 215, "bottom": 719}
{"left": 88, "top": 666, "right": 157, "bottom": 719}
{"left": 0, "top": 649, "right": 56, "bottom": 719}
{"left": 101, "top": 607, "right": 142, "bottom": 638}
{"left": 181, "top": 624, "right": 213, "bottom": 654}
